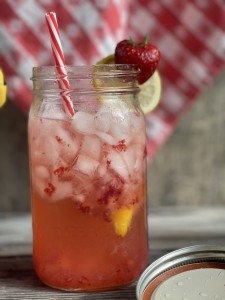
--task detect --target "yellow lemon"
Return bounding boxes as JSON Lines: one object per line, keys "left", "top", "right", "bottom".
{"left": 96, "top": 54, "right": 161, "bottom": 113}
{"left": 112, "top": 206, "right": 134, "bottom": 237}
{"left": 138, "top": 70, "right": 161, "bottom": 113}
{"left": 0, "top": 69, "right": 7, "bottom": 108}
{"left": 97, "top": 54, "right": 115, "bottom": 65}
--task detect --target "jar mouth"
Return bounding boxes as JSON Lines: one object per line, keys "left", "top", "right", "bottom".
{"left": 31, "top": 65, "right": 140, "bottom": 95}
{"left": 31, "top": 64, "right": 140, "bottom": 80}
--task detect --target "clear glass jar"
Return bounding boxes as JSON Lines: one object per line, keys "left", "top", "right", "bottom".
{"left": 29, "top": 65, "right": 148, "bottom": 291}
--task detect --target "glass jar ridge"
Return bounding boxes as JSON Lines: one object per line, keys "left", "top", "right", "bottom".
{"left": 31, "top": 65, "right": 140, "bottom": 96}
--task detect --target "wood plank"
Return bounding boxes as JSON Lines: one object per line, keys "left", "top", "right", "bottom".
{"left": 0, "top": 214, "right": 32, "bottom": 256}
{"left": 148, "top": 206, "right": 225, "bottom": 250}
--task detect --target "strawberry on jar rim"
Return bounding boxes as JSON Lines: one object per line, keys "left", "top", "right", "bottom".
{"left": 115, "top": 35, "right": 160, "bottom": 85}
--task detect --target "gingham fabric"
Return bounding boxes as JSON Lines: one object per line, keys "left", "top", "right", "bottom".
{"left": 0, "top": 0, "right": 225, "bottom": 159}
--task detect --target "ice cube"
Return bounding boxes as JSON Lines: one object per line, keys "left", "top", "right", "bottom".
{"left": 120, "top": 144, "right": 144, "bottom": 178}
{"left": 32, "top": 165, "right": 50, "bottom": 197}
{"left": 94, "top": 109, "right": 111, "bottom": 133}
{"left": 130, "top": 113, "right": 146, "bottom": 145}
{"left": 96, "top": 162, "right": 108, "bottom": 178}
{"left": 80, "top": 135, "right": 102, "bottom": 161}
{"left": 31, "top": 150, "right": 46, "bottom": 164}
{"left": 133, "top": 145, "right": 145, "bottom": 173}
{"left": 49, "top": 181, "right": 74, "bottom": 202}
{"left": 109, "top": 113, "right": 133, "bottom": 144}
{"left": 120, "top": 146, "right": 136, "bottom": 176}
{"left": 30, "top": 118, "right": 68, "bottom": 166}
{"left": 75, "top": 154, "right": 99, "bottom": 177}
{"left": 33, "top": 165, "right": 50, "bottom": 180}
{"left": 95, "top": 131, "right": 115, "bottom": 145}
{"left": 38, "top": 101, "right": 67, "bottom": 120}
{"left": 59, "top": 133, "right": 81, "bottom": 165}
{"left": 134, "top": 132, "right": 146, "bottom": 147}
{"left": 33, "top": 117, "right": 82, "bottom": 167}
{"left": 107, "top": 149, "right": 129, "bottom": 181}
{"left": 72, "top": 111, "right": 95, "bottom": 134}
{"left": 74, "top": 194, "right": 85, "bottom": 203}
{"left": 72, "top": 172, "right": 94, "bottom": 199}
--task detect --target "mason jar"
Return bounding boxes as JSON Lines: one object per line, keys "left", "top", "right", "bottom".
{"left": 28, "top": 65, "right": 148, "bottom": 291}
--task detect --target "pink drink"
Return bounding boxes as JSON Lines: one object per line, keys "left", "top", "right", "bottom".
{"left": 29, "top": 65, "right": 148, "bottom": 291}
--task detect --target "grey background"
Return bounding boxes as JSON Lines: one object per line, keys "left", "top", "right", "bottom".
{"left": 0, "top": 69, "right": 225, "bottom": 212}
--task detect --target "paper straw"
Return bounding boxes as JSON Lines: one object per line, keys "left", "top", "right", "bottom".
{"left": 45, "top": 12, "right": 75, "bottom": 117}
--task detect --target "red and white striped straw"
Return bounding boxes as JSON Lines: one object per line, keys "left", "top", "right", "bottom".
{"left": 45, "top": 12, "right": 75, "bottom": 117}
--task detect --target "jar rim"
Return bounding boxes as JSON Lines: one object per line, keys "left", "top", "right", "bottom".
{"left": 32, "top": 64, "right": 140, "bottom": 79}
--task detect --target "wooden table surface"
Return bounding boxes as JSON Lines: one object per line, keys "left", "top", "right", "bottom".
{"left": 1, "top": 206, "right": 225, "bottom": 299}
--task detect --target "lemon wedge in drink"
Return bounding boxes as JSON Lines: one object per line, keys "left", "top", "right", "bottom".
{"left": 112, "top": 206, "right": 134, "bottom": 237}
{"left": 0, "top": 69, "right": 7, "bottom": 108}
{"left": 96, "top": 54, "right": 161, "bottom": 114}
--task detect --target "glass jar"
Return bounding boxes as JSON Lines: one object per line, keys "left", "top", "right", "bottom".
{"left": 29, "top": 65, "right": 148, "bottom": 291}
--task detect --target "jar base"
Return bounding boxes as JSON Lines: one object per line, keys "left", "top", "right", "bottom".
{"left": 39, "top": 278, "right": 137, "bottom": 293}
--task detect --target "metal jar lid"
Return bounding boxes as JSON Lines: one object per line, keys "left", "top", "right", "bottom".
{"left": 136, "top": 245, "right": 225, "bottom": 300}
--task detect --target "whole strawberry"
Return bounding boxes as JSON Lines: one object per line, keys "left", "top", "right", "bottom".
{"left": 115, "top": 36, "right": 160, "bottom": 84}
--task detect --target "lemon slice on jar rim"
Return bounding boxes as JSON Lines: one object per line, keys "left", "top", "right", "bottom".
{"left": 96, "top": 54, "right": 161, "bottom": 114}
{"left": 0, "top": 69, "right": 7, "bottom": 108}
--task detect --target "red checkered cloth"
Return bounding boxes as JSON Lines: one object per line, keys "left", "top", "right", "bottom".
{"left": 0, "top": 0, "right": 225, "bottom": 160}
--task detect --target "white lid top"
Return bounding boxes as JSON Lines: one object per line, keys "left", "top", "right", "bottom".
{"left": 151, "top": 268, "right": 225, "bottom": 300}
{"left": 137, "top": 245, "right": 225, "bottom": 300}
